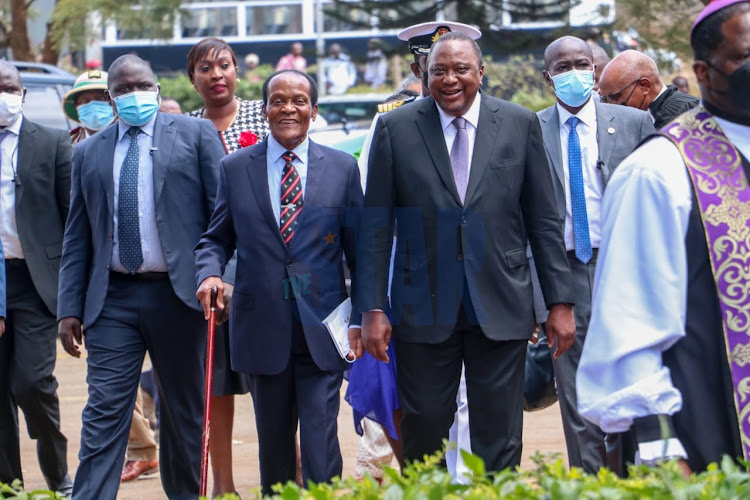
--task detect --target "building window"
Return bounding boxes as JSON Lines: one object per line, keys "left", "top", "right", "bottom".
{"left": 246, "top": 4, "right": 303, "bottom": 35}
{"left": 182, "top": 6, "right": 239, "bottom": 38}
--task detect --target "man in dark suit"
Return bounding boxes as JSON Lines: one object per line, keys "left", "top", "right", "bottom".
{"left": 0, "top": 61, "right": 73, "bottom": 496}
{"left": 357, "top": 32, "right": 576, "bottom": 472}
{"left": 57, "top": 55, "right": 226, "bottom": 500}
{"left": 534, "top": 36, "right": 655, "bottom": 472}
{"left": 195, "top": 69, "right": 362, "bottom": 494}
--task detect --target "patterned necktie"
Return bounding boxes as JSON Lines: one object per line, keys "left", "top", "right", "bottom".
{"left": 118, "top": 127, "right": 143, "bottom": 274}
{"left": 280, "top": 150, "right": 303, "bottom": 245}
{"left": 567, "top": 116, "right": 593, "bottom": 264}
{"left": 450, "top": 117, "right": 469, "bottom": 204}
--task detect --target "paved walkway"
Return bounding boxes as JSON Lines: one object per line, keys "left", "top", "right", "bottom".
{"left": 16, "top": 344, "right": 567, "bottom": 499}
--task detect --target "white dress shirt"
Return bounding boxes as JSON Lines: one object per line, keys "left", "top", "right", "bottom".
{"left": 435, "top": 93, "right": 481, "bottom": 178}
{"left": 110, "top": 114, "right": 168, "bottom": 273}
{"left": 556, "top": 99, "right": 604, "bottom": 251}
{"left": 266, "top": 133, "right": 309, "bottom": 225}
{"left": 577, "top": 111, "right": 750, "bottom": 458}
{"left": 0, "top": 115, "right": 24, "bottom": 259}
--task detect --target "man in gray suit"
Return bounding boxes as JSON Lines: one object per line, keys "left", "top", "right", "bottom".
{"left": 57, "top": 55, "right": 226, "bottom": 500}
{"left": 0, "top": 60, "right": 73, "bottom": 496}
{"left": 533, "top": 36, "right": 654, "bottom": 472}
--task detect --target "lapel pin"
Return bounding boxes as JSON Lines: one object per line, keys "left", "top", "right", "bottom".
{"left": 607, "top": 127, "right": 615, "bottom": 135}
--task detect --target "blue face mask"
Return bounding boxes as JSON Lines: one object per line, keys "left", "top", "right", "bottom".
{"left": 550, "top": 70, "right": 594, "bottom": 108}
{"left": 114, "top": 91, "right": 159, "bottom": 127}
{"left": 77, "top": 101, "right": 114, "bottom": 131}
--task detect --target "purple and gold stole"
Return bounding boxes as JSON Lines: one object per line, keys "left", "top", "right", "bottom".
{"left": 662, "top": 106, "right": 750, "bottom": 462}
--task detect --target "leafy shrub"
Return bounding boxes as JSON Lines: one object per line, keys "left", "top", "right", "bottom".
{"left": 5, "top": 450, "right": 750, "bottom": 499}
{"left": 483, "top": 55, "right": 552, "bottom": 104}
{"left": 0, "top": 479, "right": 67, "bottom": 499}
{"left": 251, "top": 449, "right": 749, "bottom": 499}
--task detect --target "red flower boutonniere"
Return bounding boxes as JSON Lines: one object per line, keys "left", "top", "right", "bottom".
{"left": 239, "top": 131, "right": 258, "bottom": 148}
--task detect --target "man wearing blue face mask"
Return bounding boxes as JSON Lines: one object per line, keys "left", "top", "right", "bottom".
{"left": 530, "top": 36, "right": 654, "bottom": 473}
{"left": 62, "top": 70, "right": 115, "bottom": 145}
{"left": 0, "top": 59, "right": 73, "bottom": 499}
{"left": 57, "top": 54, "right": 226, "bottom": 500}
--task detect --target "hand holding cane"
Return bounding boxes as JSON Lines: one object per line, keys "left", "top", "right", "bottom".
{"left": 199, "top": 286, "right": 218, "bottom": 498}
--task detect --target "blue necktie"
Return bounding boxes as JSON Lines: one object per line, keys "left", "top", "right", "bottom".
{"left": 567, "top": 116, "right": 593, "bottom": 264}
{"left": 118, "top": 127, "right": 143, "bottom": 274}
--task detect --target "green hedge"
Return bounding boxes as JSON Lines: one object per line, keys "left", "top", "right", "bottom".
{"left": 5, "top": 450, "right": 749, "bottom": 499}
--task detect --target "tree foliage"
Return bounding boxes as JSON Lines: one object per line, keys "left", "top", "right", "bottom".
{"left": 615, "top": 0, "right": 704, "bottom": 61}
{"left": 0, "top": 0, "right": 184, "bottom": 63}
{"left": 326, "top": 0, "right": 582, "bottom": 53}
{"left": 49, "top": 0, "right": 184, "bottom": 53}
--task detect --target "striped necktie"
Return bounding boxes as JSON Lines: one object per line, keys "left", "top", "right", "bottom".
{"left": 280, "top": 150, "right": 303, "bottom": 245}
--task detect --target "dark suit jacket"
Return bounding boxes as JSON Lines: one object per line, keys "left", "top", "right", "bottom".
{"left": 195, "top": 141, "right": 362, "bottom": 375}
{"left": 16, "top": 118, "right": 72, "bottom": 314}
{"left": 57, "top": 112, "right": 225, "bottom": 327}
{"left": 194, "top": 139, "right": 363, "bottom": 375}
{"left": 357, "top": 94, "right": 573, "bottom": 344}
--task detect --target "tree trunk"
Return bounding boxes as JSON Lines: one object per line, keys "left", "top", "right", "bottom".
{"left": 9, "top": 0, "right": 34, "bottom": 61}
{"left": 41, "top": 21, "right": 59, "bottom": 65}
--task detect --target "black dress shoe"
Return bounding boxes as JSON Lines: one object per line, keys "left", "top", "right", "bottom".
{"left": 45, "top": 473, "right": 73, "bottom": 499}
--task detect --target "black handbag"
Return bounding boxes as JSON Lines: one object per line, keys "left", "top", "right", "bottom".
{"left": 523, "top": 326, "right": 557, "bottom": 412}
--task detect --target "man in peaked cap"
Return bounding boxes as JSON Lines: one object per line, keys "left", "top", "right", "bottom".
{"left": 63, "top": 70, "right": 115, "bottom": 145}
{"left": 351, "top": 20, "right": 480, "bottom": 483}
{"left": 358, "top": 21, "right": 481, "bottom": 189}
{"left": 577, "top": 0, "right": 750, "bottom": 473}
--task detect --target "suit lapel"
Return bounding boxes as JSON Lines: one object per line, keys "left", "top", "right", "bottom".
{"left": 15, "top": 119, "right": 36, "bottom": 207}
{"left": 97, "top": 124, "right": 118, "bottom": 218}
{"left": 289, "top": 140, "right": 324, "bottom": 251}
{"left": 246, "top": 142, "right": 286, "bottom": 248}
{"left": 415, "top": 99, "right": 462, "bottom": 206}
{"left": 464, "top": 95, "right": 500, "bottom": 204}
{"left": 152, "top": 113, "right": 177, "bottom": 205}
{"left": 594, "top": 101, "right": 617, "bottom": 185}
{"left": 539, "top": 105, "right": 564, "bottom": 187}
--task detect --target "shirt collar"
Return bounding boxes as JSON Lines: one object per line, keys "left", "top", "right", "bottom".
{"left": 647, "top": 85, "right": 669, "bottom": 123}
{"left": 556, "top": 97, "right": 596, "bottom": 129}
{"left": 267, "top": 132, "right": 309, "bottom": 165}
{"left": 1, "top": 114, "right": 23, "bottom": 136}
{"left": 435, "top": 93, "right": 482, "bottom": 132}
{"left": 117, "top": 111, "right": 157, "bottom": 141}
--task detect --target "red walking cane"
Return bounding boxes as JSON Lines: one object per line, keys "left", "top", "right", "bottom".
{"left": 200, "top": 287, "right": 218, "bottom": 498}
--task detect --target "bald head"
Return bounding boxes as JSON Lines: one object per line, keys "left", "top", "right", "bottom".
{"left": 0, "top": 60, "right": 21, "bottom": 84}
{"left": 599, "top": 50, "right": 663, "bottom": 109}
{"left": 544, "top": 36, "right": 593, "bottom": 71}
{"left": 588, "top": 42, "right": 610, "bottom": 91}
{"left": 107, "top": 55, "right": 154, "bottom": 86}
{"left": 106, "top": 54, "right": 158, "bottom": 100}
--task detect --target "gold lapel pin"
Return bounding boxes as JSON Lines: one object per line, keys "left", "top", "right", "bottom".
{"left": 607, "top": 127, "right": 615, "bottom": 135}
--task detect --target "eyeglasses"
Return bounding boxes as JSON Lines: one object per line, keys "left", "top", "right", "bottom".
{"left": 600, "top": 78, "right": 643, "bottom": 105}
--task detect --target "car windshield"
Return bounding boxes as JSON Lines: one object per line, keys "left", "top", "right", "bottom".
{"left": 22, "top": 82, "right": 73, "bottom": 130}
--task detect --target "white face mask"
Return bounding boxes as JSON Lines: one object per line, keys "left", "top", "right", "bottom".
{"left": 0, "top": 93, "right": 23, "bottom": 127}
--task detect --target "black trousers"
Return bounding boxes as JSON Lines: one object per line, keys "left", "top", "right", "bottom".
{"left": 0, "top": 259, "right": 68, "bottom": 488}
{"left": 395, "top": 301, "right": 527, "bottom": 473}
{"left": 248, "top": 304, "right": 343, "bottom": 496}
{"left": 73, "top": 275, "right": 205, "bottom": 500}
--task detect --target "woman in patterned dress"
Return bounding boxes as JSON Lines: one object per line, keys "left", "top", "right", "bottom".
{"left": 186, "top": 37, "right": 270, "bottom": 497}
